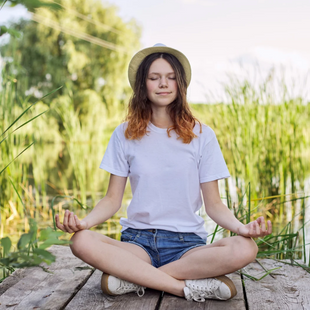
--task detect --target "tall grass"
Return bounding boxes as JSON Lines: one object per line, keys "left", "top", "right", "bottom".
{"left": 192, "top": 71, "right": 310, "bottom": 216}
{"left": 0, "top": 71, "right": 62, "bottom": 236}
{"left": 0, "top": 71, "right": 69, "bottom": 280}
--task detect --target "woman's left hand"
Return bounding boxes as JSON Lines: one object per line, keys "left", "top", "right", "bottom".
{"left": 237, "top": 216, "right": 272, "bottom": 238}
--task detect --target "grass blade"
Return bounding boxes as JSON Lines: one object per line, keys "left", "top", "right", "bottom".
{"left": 0, "top": 86, "right": 62, "bottom": 138}
{"left": 0, "top": 142, "right": 34, "bottom": 175}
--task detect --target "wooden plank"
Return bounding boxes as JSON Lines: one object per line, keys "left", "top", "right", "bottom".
{"left": 65, "top": 269, "right": 162, "bottom": 310}
{"left": 243, "top": 259, "right": 310, "bottom": 310}
{"left": 0, "top": 245, "right": 94, "bottom": 310}
{"left": 0, "top": 267, "right": 33, "bottom": 296}
{"left": 159, "top": 272, "right": 246, "bottom": 309}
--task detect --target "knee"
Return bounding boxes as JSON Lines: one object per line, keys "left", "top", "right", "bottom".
{"left": 70, "top": 230, "right": 92, "bottom": 258}
{"left": 232, "top": 236, "right": 258, "bottom": 267}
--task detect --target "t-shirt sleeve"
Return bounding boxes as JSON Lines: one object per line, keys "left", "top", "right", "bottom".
{"left": 199, "top": 134, "right": 230, "bottom": 183}
{"left": 99, "top": 129, "right": 129, "bottom": 177}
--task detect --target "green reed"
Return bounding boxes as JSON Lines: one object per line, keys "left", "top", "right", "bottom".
{"left": 0, "top": 73, "right": 67, "bottom": 280}
{"left": 191, "top": 73, "right": 310, "bottom": 219}
{"left": 0, "top": 71, "right": 63, "bottom": 232}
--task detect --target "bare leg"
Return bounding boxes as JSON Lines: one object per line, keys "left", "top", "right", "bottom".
{"left": 70, "top": 230, "right": 185, "bottom": 297}
{"left": 159, "top": 236, "right": 258, "bottom": 280}
{"left": 70, "top": 231, "right": 257, "bottom": 297}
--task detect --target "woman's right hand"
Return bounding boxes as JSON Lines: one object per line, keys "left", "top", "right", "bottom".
{"left": 55, "top": 210, "right": 88, "bottom": 233}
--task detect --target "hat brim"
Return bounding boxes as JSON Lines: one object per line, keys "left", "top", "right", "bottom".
{"left": 128, "top": 46, "right": 191, "bottom": 89}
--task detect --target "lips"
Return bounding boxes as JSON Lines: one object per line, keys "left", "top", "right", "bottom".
{"left": 156, "top": 92, "right": 171, "bottom": 95}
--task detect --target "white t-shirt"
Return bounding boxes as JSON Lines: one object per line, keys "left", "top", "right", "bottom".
{"left": 99, "top": 121, "right": 230, "bottom": 239}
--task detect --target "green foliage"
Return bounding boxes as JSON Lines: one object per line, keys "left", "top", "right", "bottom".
{"left": 1, "top": 0, "right": 59, "bottom": 12}
{"left": 1, "top": 237, "right": 12, "bottom": 257}
{"left": 0, "top": 219, "right": 69, "bottom": 281}
{"left": 0, "top": 69, "right": 62, "bottom": 219}
{"left": 0, "top": 25, "right": 21, "bottom": 38}
{"left": 1, "top": 0, "right": 141, "bottom": 114}
{"left": 192, "top": 70, "right": 310, "bottom": 202}
{"left": 0, "top": 70, "right": 66, "bottom": 281}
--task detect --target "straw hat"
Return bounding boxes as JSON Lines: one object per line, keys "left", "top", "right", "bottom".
{"left": 128, "top": 43, "right": 191, "bottom": 89}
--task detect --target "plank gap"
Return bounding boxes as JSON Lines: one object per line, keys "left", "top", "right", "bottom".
{"left": 155, "top": 291, "right": 164, "bottom": 310}
{"left": 60, "top": 268, "right": 95, "bottom": 310}
{"left": 240, "top": 272, "right": 249, "bottom": 310}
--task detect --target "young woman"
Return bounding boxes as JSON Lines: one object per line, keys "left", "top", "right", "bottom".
{"left": 55, "top": 44, "right": 272, "bottom": 303}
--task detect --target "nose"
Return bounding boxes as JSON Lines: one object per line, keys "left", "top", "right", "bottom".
{"left": 159, "top": 77, "right": 168, "bottom": 88}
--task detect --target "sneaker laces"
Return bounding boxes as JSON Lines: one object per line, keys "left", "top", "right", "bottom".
{"left": 188, "top": 279, "right": 220, "bottom": 302}
{"left": 116, "top": 280, "right": 146, "bottom": 297}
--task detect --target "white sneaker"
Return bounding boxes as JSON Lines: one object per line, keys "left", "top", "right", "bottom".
{"left": 184, "top": 276, "right": 237, "bottom": 302}
{"left": 101, "top": 273, "right": 146, "bottom": 297}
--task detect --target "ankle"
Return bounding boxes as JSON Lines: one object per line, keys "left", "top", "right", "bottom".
{"left": 172, "top": 280, "right": 186, "bottom": 297}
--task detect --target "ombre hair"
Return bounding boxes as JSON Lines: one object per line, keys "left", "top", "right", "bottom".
{"left": 124, "top": 53, "right": 202, "bottom": 144}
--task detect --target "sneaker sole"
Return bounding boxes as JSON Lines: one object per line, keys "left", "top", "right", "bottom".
{"left": 101, "top": 273, "right": 114, "bottom": 295}
{"left": 215, "top": 275, "right": 237, "bottom": 299}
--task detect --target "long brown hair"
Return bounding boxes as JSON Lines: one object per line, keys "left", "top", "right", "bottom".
{"left": 124, "top": 53, "right": 202, "bottom": 143}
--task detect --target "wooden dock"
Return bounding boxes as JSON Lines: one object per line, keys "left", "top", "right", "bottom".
{"left": 0, "top": 245, "right": 309, "bottom": 309}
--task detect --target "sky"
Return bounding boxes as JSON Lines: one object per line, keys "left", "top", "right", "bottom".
{"left": 1, "top": 0, "right": 310, "bottom": 103}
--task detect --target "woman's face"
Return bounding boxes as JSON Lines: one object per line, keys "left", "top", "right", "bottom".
{"left": 146, "top": 58, "right": 178, "bottom": 108}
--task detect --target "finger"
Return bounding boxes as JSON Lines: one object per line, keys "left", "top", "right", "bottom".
{"left": 261, "top": 218, "right": 266, "bottom": 232}
{"left": 255, "top": 217, "right": 262, "bottom": 225}
{"left": 68, "top": 212, "right": 76, "bottom": 231}
{"left": 249, "top": 222, "right": 254, "bottom": 237}
{"left": 255, "top": 221, "right": 260, "bottom": 235}
{"left": 63, "top": 210, "right": 69, "bottom": 227}
{"left": 63, "top": 210, "right": 74, "bottom": 233}
{"left": 73, "top": 214, "right": 82, "bottom": 230}
{"left": 55, "top": 214, "right": 65, "bottom": 231}
{"left": 74, "top": 215, "right": 84, "bottom": 230}
{"left": 267, "top": 220, "right": 272, "bottom": 234}
{"left": 66, "top": 212, "right": 76, "bottom": 233}
{"left": 257, "top": 216, "right": 265, "bottom": 225}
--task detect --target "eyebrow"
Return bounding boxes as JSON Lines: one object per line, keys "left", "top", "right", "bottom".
{"left": 148, "top": 72, "right": 175, "bottom": 75}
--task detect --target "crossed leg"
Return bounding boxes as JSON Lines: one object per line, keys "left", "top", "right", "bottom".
{"left": 70, "top": 230, "right": 257, "bottom": 297}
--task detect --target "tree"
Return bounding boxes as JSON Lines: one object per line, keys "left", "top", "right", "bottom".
{"left": 1, "top": 0, "right": 141, "bottom": 112}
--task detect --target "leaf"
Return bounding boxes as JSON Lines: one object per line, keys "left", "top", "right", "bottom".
{"left": 0, "top": 25, "right": 21, "bottom": 38}
{"left": 8, "top": 0, "right": 60, "bottom": 11}
{"left": 33, "top": 248, "right": 55, "bottom": 263}
{"left": 39, "top": 239, "right": 71, "bottom": 250}
{"left": 38, "top": 227, "right": 70, "bottom": 249}
{"left": 0, "top": 0, "right": 8, "bottom": 10}
{"left": 39, "top": 227, "right": 63, "bottom": 241}
{"left": 17, "top": 232, "right": 33, "bottom": 250}
{"left": 241, "top": 266, "right": 282, "bottom": 281}
{"left": 1, "top": 237, "right": 12, "bottom": 257}
{"left": 0, "top": 257, "right": 11, "bottom": 267}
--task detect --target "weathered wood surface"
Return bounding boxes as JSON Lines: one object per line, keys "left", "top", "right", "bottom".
{"left": 1, "top": 245, "right": 309, "bottom": 310}
{"left": 66, "top": 269, "right": 161, "bottom": 310}
{"left": 0, "top": 245, "right": 93, "bottom": 310}
{"left": 159, "top": 272, "right": 246, "bottom": 310}
{"left": 243, "top": 259, "right": 310, "bottom": 310}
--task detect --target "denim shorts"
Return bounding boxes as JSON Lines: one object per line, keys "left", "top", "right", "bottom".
{"left": 121, "top": 228, "right": 206, "bottom": 268}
